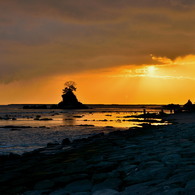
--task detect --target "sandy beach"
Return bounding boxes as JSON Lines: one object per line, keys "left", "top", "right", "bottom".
{"left": 1, "top": 112, "right": 195, "bottom": 195}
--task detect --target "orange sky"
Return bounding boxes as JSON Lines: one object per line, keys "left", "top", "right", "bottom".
{"left": 0, "top": 1, "right": 195, "bottom": 105}
{"left": 0, "top": 55, "right": 195, "bottom": 105}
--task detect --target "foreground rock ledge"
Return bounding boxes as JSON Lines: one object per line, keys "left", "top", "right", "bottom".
{"left": 1, "top": 121, "right": 195, "bottom": 194}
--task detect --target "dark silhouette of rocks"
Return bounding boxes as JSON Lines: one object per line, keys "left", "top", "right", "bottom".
{"left": 58, "top": 90, "right": 88, "bottom": 109}
{"left": 163, "top": 100, "right": 195, "bottom": 113}
{"left": 183, "top": 99, "right": 195, "bottom": 112}
{"left": 23, "top": 104, "right": 48, "bottom": 109}
{"left": 23, "top": 81, "right": 88, "bottom": 109}
{"left": 163, "top": 104, "right": 181, "bottom": 114}
{"left": 58, "top": 81, "right": 88, "bottom": 109}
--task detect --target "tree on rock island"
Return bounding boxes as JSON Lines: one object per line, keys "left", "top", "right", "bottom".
{"left": 63, "top": 81, "right": 77, "bottom": 94}
{"left": 58, "top": 81, "right": 88, "bottom": 109}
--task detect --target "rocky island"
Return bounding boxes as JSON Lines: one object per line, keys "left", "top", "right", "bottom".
{"left": 23, "top": 81, "right": 88, "bottom": 109}
{"left": 58, "top": 81, "right": 88, "bottom": 109}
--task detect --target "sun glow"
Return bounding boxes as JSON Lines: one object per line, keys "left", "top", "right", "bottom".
{"left": 146, "top": 66, "right": 157, "bottom": 76}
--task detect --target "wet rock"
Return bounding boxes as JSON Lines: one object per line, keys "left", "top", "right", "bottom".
{"left": 23, "top": 190, "right": 49, "bottom": 195}
{"left": 118, "top": 164, "right": 137, "bottom": 176}
{"left": 3, "top": 186, "right": 26, "bottom": 194}
{"left": 77, "top": 124, "right": 94, "bottom": 127}
{"left": 180, "top": 141, "right": 194, "bottom": 149}
{"left": 105, "top": 126, "right": 114, "bottom": 128}
{"left": 185, "top": 179, "right": 195, "bottom": 190}
{"left": 61, "top": 138, "right": 71, "bottom": 145}
{"left": 41, "top": 118, "right": 53, "bottom": 120}
{"left": 34, "top": 115, "right": 41, "bottom": 120}
{"left": 88, "top": 161, "right": 118, "bottom": 173}
{"left": 47, "top": 142, "right": 60, "bottom": 147}
{"left": 72, "top": 193, "right": 91, "bottom": 195}
{"left": 166, "top": 188, "right": 185, "bottom": 195}
{"left": 49, "top": 188, "right": 69, "bottom": 195}
{"left": 162, "top": 172, "right": 189, "bottom": 186}
{"left": 92, "top": 178, "right": 122, "bottom": 192}
{"left": 134, "top": 154, "right": 157, "bottom": 163}
{"left": 92, "top": 170, "right": 120, "bottom": 183}
{"left": 0, "top": 125, "right": 32, "bottom": 128}
{"left": 73, "top": 115, "right": 83, "bottom": 118}
{"left": 10, "top": 128, "right": 21, "bottom": 131}
{"left": 107, "top": 170, "right": 120, "bottom": 178}
{"left": 64, "top": 180, "right": 92, "bottom": 193}
{"left": 92, "top": 189, "right": 119, "bottom": 195}
{"left": 52, "top": 174, "right": 89, "bottom": 185}
{"left": 181, "top": 150, "right": 195, "bottom": 159}
{"left": 34, "top": 180, "right": 55, "bottom": 190}
{"left": 8, "top": 152, "right": 21, "bottom": 158}
{"left": 120, "top": 183, "right": 158, "bottom": 195}
{"left": 185, "top": 189, "right": 195, "bottom": 195}
{"left": 124, "top": 167, "right": 170, "bottom": 185}
{"left": 99, "top": 119, "right": 108, "bottom": 121}
{"left": 186, "top": 170, "right": 195, "bottom": 180}
{"left": 161, "top": 154, "right": 182, "bottom": 166}
{"left": 141, "top": 161, "right": 164, "bottom": 169}
{"left": 152, "top": 188, "right": 185, "bottom": 195}
{"left": 64, "top": 160, "right": 88, "bottom": 175}
{"left": 86, "top": 155, "right": 104, "bottom": 165}
{"left": 92, "top": 173, "right": 109, "bottom": 183}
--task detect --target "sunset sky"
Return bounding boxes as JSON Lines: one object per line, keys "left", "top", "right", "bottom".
{"left": 1, "top": 0, "right": 195, "bottom": 104}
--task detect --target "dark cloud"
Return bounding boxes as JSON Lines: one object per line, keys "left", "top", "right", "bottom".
{"left": 0, "top": 0, "right": 195, "bottom": 82}
{"left": 1, "top": 0, "right": 195, "bottom": 23}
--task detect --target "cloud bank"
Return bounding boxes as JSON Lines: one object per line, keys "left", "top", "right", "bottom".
{"left": 0, "top": 0, "right": 195, "bottom": 82}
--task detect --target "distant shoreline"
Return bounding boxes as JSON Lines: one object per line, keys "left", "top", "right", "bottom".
{"left": 0, "top": 103, "right": 169, "bottom": 108}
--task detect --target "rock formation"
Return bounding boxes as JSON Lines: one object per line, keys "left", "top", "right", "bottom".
{"left": 58, "top": 81, "right": 88, "bottom": 109}
{"left": 183, "top": 99, "right": 195, "bottom": 112}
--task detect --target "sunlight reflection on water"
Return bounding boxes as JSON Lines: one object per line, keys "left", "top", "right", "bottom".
{"left": 0, "top": 105, "right": 170, "bottom": 154}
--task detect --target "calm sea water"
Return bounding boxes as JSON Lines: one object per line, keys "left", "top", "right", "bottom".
{"left": 0, "top": 104, "right": 169, "bottom": 155}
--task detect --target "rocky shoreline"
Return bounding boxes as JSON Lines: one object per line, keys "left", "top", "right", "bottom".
{"left": 1, "top": 114, "right": 195, "bottom": 194}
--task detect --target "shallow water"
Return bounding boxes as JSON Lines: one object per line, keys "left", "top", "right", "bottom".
{"left": 0, "top": 104, "right": 169, "bottom": 154}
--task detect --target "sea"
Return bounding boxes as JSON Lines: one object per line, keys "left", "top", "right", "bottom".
{"left": 0, "top": 104, "right": 170, "bottom": 155}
